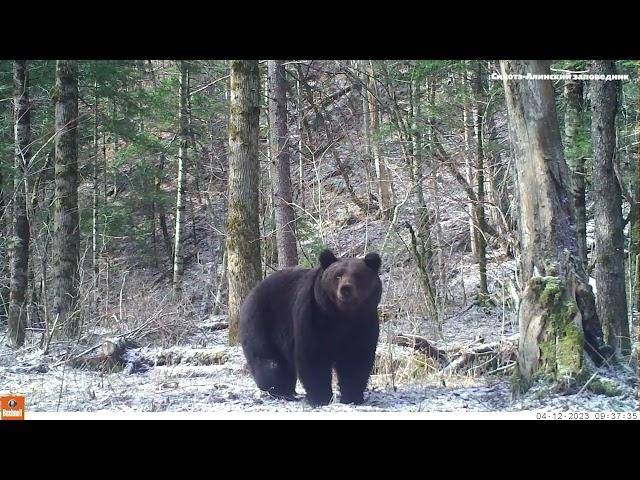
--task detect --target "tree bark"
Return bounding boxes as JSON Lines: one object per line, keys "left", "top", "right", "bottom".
{"left": 0, "top": 163, "right": 7, "bottom": 324}
{"left": 268, "top": 60, "right": 298, "bottom": 268}
{"left": 8, "top": 60, "right": 31, "bottom": 347}
{"left": 226, "top": 60, "right": 262, "bottom": 345}
{"left": 590, "top": 60, "right": 630, "bottom": 355}
{"left": 367, "top": 61, "right": 393, "bottom": 218}
{"left": 563, "top": 77, "right": 587, "bottom": 267}
{"left": 500, "top": 60, "right": 613, "bottom": 393}
{"left": 463, "top": 73, "right": 477, "bottom": 257}
{"left": 92, "top": 81, "right": 99, "bottom": 298}
{"left": 173, "top": 60, "right": 189, "bottom": 294}
{"left": 52, "top": 60, "right": 80, "bottom": 339}
{"left": 636, "top": 61, "right": 640, "bottom": 402}
{"left": 472, "top": 62, "right": 488, "bottom": 296}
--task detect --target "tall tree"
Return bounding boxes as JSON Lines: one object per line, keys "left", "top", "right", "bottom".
{"left": 52, "top": 60, "right": 80, "bottom": 338}
{"left": 0, "top": 163, "right": 7, "bottom": 323}
{"left": 472, "top": 62, "right": 488, "bottom": 296}
{"left": 226, "top": 60, "right": 262, "bottom": 345}
{"left": 268, "top": 60, "right": 298, "bottom": 268}
{"left": 636, "top": 61, "right": 640, "bottom": 400}
{"left": 173, "top": 60, "right": 189, "bottom": 294}
{"left": 463, "top": 81, "right": 477, "bottom": 258}
{"left": 7, "top": 60, "right": 31, "bottom": 347}
{"left": 92, "top": 80, "right": 99, "bottom": 296}
{"left": 563, "top": 75, "right": 587, "bottom": 267}
{"left": 500, "top": 60, "right": 613, "bottom": 393}
{"left": 367, "top": 61, "right": 393, "bottom": 218}
{"left": 590, "top": 60, "right": 630, "bottom": 355}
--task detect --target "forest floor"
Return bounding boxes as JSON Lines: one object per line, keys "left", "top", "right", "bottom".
{"left": 1, "top": 307, "right": 636, "bottom": 414}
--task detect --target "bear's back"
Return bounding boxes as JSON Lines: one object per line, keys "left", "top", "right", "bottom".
{"left": 240, "top": 267, "right": 314, "bottom": 330}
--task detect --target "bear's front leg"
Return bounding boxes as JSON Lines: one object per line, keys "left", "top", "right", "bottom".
{"left": 295, "top": 348, "right": 334, "bottom": 407}
{"left": 335, "top": 325, "right": 378, "bottom": 405}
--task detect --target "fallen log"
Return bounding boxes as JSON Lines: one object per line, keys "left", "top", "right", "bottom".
{"left": 392, "top": 333, "right": 519, "bottom": 376}
{"left": 392, "top": 334, "right": 450, "bottom": 366}
{"left": 200, "top": 320, "right": 229, "bottom": 332}
{"left": 67, "top": 337, "right": 152, "bottom": 373}
{"left": 154, "top": 348, "right": 228, "bottom": 366}
{"left": 441, "top": 334, "right": 518, "bottom": 375}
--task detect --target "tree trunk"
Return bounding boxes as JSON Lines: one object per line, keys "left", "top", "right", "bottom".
{"left": 472, "top": 62, "right": 488, "bottom": 296}
{"left": 500, "top": 60, "right": 613, "bottom": 393}
{"left": 0, "top": 164, "right": 7, "bottom": 324}
{"left": 367, "top": 61, "right": 393, "bottom": 219}
{"left": 92, "top": 81, "right": 99, "bottom": 299}
{"left": 463, "top": 74, "right": 477, "bottom": 257}
{"left": 52, "top": 60, "right": 80, "bottom": 338}
{"left": 268, "top": 60, "right": 298, "bottom": 268}
{"left": 173, "top": 60, "right": 189, "bottom": 294}
{"left": 636, "top": 61, "right": 640, "bottom": 400}
{"left": 226, "top": 60, "right": 262, "bottom": 345}
{"left": 590, "top": 60, "right": 630, "bottom": 355}
{"left": 563, "top": 77, "right": 587, "bottom": 267}
{"left": 8, "top": 60, "right": 31, "bottom": 347}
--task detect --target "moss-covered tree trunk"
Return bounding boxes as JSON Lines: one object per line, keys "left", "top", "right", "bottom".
{"left": 563, "top": 76, "right": 587, "bottom": 267}
{"left": 590, "top": 60, "right": 630, "bottom": 356}
{"left": 8, "top": 60, "right": 31, "bottom": 347}
{"left": 226, "top": 60, "right": 262, "bottom": 345}
{"left": 52, "top": 60, "right": 80, "bottom": 338}
{"left": 173, "top": 60, "right": 189, "bottom": 295}
{"left": 500, "top": 60, "right": 614, "bottom": 393}
{"left": 267, "top": 60, "right": 298, "bottom": 268}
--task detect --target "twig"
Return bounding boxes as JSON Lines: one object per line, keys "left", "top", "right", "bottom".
{"left": 576, "top": 371, "right": 600, "bottom": 395}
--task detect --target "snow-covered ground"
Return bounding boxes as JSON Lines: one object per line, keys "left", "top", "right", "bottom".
{"left": 1, "top": 322, "right": 636, "bottom": 414}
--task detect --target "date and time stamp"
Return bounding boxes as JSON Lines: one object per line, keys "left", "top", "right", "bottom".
{"left": 535, "top": 411, "right": 638, "bottom": 420}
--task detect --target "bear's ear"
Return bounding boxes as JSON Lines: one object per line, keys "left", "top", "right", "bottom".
{"left": 364, "top": 253, "right": 381, "bottom": 273}
{"left": 319, "top": 249, "right": 337, "bottom": 269}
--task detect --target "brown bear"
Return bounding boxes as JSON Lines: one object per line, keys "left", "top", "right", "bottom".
{"left": 239, "top": 249, "right": 382, "bottom": 406}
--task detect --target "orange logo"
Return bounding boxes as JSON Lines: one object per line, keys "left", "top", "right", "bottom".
{"left": 1, "top": 395, "right": 25, "bottom": 420}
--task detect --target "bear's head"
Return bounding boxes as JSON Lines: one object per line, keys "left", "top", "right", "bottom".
{"left": 318, "top": 249, "right": 382, "bottom": 313}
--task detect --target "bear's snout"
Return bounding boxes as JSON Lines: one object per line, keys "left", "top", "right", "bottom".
{"left": 339, "top": 283, "right": 354, "bottom": 299}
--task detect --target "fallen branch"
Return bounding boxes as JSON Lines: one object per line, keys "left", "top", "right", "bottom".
{"left": 392, "top": 334, "right": 449, "bottom": 366}
{"left": 66, "top": 337, "right": 152, "bottom": 373}
{"left": 200, "top": 320, "right": 229, "bottom": 332}
{"left": 442, "top": 334, "right": 518, "bottom": 375}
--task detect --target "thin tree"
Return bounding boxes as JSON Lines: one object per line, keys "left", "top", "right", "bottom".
{"left": 0, "top": 161, "right": 7, "bottom": 323}
{"left": 590, "top": 60, "right": 630, "bottom": 355}
{"left": 367, "top": 61, "right": 393, "bottom": 218}
{"left": 226, "top": 60, "right": 262, "bottom": 345}
{"left": 92, "top": 80, "right": 99, "bottom": 298}
{"left": 173, "top": 60, "right": 189, "bottom": 294}
{"left": 500, "top": 60, "right": 613, "bottom": 393}
{"left": 52, "top": 60, "right": 80, "bottom": 338}
{"left": 268, "top": 60, "right": 298, "bottom": 268}
{"left": 472, "top": 62, "right": 488, "bottom": 296}
{"left": 7, "top": 60, "right": 31, "bottom": 347}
